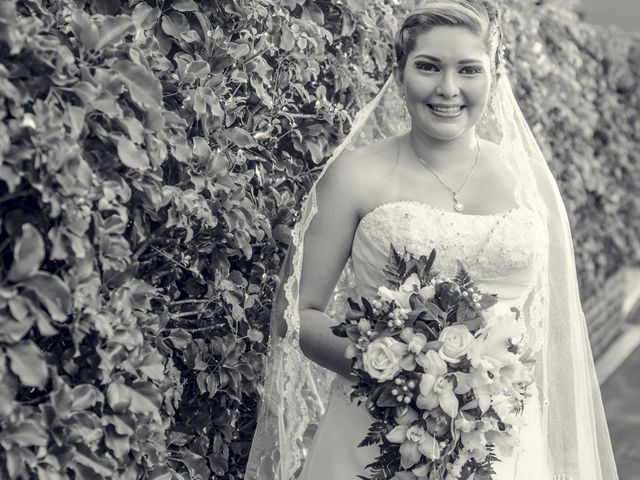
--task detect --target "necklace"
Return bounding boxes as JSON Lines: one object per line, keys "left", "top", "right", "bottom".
{"left": 409, "top": 134, "right": 481, "bottom": 213}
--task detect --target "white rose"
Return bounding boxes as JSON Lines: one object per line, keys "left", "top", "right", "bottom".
{"left": 438, "top": 324, "right": 474, "bottom": 363}
{"left": 363, "top": 337, "right": 408, "bottom": 382}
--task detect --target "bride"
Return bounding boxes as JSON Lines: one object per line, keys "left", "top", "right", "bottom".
{"left": 246, "top": 1, "right": 618, "bottom": 479}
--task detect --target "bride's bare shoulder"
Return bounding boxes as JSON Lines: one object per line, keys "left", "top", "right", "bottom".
{"left": 324, "top": 136, "right": 401, "bottom": 186}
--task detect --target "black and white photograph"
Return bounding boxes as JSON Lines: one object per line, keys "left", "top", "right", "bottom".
{"left": 0, "top": 0, "right": 638, "bottom": 479}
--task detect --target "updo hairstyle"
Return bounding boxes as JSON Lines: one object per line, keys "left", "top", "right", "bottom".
{"left": 394, "top": 0, "right": 506, "bottom": 80}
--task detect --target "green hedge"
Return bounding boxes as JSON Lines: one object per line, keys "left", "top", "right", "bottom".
{"left": 0, "top": 0, "right": 638, "bottom": 479}
{"left": 0, "top": 0, "right": 398, "bottom": 478}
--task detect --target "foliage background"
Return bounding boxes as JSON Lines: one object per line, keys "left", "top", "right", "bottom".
{"left": 0, "top": 0, "right": 637, "bottom": 478}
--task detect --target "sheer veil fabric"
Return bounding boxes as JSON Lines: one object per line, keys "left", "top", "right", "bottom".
{"left": 245, "top": 69, "right": 618, "bottom": 479}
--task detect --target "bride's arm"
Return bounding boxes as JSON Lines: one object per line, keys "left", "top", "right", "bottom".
{"left": 297, "top": 154, "right": 363, "bottom": 379}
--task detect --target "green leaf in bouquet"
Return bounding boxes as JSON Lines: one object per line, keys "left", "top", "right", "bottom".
{"left": 330, "top": 323, "right": 349, "bottom": 338}
{"left": 376, "top": 327, "right": 397, "bottom": 339}
{"left": 358, "top": 421, "right": 389, "bottom": 448}
{"left": 376, "top": 383, "right": 402, "bottom": 408}
{"left": 408, "top": 294, "right": 422, "bottom": 312}
{"left": 413, "top": 320, "right": 440, "bottom": 340}
{"left": 346, "top": 326, "right": 362, "bottom": 343}
{"left": 460, "top": 399, "right": 479, "bottom": 411}
{"left": 365, "top": 383, "right": 386, "bottom": 412}
{"left": 436, "top": 283, "right": 461, "bottom": 314}
{"left": 454, "top": 260, "right": 476, "bottom": 290}
{"left": 364, "top": 448, "right": 401, "bottom": 479}
{"left": 460, "top": 318, "right": 484, "bottom": 333}
{"left": 347, "top": 297, "right": 364, "bottom": 314}
{"left": 456, "top": 300, "right": 470, "bottom": 323}
{"left": 382, "top": 244, "right": 406, "bottom": 289}
{"left": 424, "top": 340, "right": 442, "bottom": 352}
{"left": 479, "top": 293, "right": 498, "bottom": 310}
{"left": 413, "top": 248, "right": 438, "bottom": 283}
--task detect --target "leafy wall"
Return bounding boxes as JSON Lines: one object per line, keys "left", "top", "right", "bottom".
{"left": 0, "top": 0, "right": 398, "bottom": 478}
{"left": 0, "top": 0, "right": 637, "bottom": 479}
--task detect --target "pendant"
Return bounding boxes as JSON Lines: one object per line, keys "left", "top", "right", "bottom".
{"left": 453, "top": 193, "right": 464, "bottom": 212}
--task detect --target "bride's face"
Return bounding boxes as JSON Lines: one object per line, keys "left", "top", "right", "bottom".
{"left": 396, "top": 25, "right": 492, "bottom": 142}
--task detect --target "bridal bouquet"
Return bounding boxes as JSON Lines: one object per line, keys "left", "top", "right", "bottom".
{"left": 331, "top": 246, "right": 536, "bottom": 480}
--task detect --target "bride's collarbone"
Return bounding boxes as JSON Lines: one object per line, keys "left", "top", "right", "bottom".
{"left": 358, "top": 159, "right": 517, "bottom": 217}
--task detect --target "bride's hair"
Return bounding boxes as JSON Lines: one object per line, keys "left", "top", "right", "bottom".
{"left": 394, "top": 0, "right": 506, "bottom": 80}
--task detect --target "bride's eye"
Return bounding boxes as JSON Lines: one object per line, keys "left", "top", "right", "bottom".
{"left": 415, "top": 61, "right": 439, "bottom": 72}
{"left": 460, "top": 65, "right": 483, "bottom": 75}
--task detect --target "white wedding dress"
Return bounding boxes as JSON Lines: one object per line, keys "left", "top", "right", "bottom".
{"left": 299, "top": 200, "right": 553, "bottom": 479}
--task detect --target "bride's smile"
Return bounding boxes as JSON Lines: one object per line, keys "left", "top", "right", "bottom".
{"left": 428, "top": 103, "right": 466, "bottom": 116}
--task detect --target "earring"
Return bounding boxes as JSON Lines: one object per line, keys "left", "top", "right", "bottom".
{"left": 481, "top": 108, "right": 489, "bottom": 123}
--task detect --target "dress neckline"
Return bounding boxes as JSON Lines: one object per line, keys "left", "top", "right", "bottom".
{"left": 357, "top": 200, "right": 520, "bottom": 229}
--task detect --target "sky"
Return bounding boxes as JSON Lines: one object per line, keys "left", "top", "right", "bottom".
{"left": 577, "top": 0, "right": 639, "bottom": 33}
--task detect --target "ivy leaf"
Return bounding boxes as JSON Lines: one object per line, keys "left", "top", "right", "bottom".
{"left": 131, "top": 2, "right": 161, "bottom": 29}
{"left": 105, "top": 426, "right": 130, "bottom": 460}
{"left": 113, "top": 60, "right": 162, "bottom": 110}
{"left": 116, "top": 136, "right": 150, "bottom": 170}
{"left": 74, "top": 444, "right": 115, "bottom": 476}
{"left": 71, "top": 384, "right": 104, "bottom": 411}
{"left": 167, "top": 328, "right": 192, "bottom": 349}
{"left": 5, "top": 419, "right": 48, "bottom": 447}
{"left": 6, "top": 341, "right": 49, "bottom": 388}
{"left": 94, "top": 15, "right": 135, "bottom": 50}
{"left": 69, "top": 10, "right": 99, "bottom": 50}
{"left": 8, "top": 223, "right": 45, "bottom": 282}
{"left": 172, "top": 0, "right": 199, "bottom": 12}
{"left": 225, "top": 127, "right": 257, "bottom": 148}
{"left": 128, "top": 381, "right": 162, "bottom": 416}
{"left": 182, "top": 451, "right": 211, "bottom": 479}
{"left": 22, "top": 272, "right": 72, "bottom": 322}
{"left": 106, "top": 382, "right": 132, "bottom": 412}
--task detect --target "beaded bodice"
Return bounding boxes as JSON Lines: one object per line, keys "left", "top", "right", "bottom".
{"left": 350, "top": 200, "right": 544, "bottom": 309}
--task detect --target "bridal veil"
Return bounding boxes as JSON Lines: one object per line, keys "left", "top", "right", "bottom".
{"left": 244, "top": 16, "right": 618, "bottom": 480}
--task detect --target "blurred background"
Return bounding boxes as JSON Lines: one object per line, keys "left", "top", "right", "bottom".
{"left": 0, "top": 0, "right": 638, "bottom": 478}
{"left": 580, "top": 0, "right": 639, "bottom": 32}
{"left": 571, "top": 2, "right": 640, "bottom": 479}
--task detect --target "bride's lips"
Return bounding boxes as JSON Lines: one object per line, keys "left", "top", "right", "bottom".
{"left": 427, "top": 104, "right": 465, "bottom": 118}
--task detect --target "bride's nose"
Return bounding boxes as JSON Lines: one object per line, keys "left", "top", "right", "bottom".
{"left": 435, "top": 70, "right": 459, "bottom": 98}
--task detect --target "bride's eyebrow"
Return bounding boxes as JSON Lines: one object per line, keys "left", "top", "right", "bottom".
{"left": 414, "top": 54, "right": 483, "bottom": 65}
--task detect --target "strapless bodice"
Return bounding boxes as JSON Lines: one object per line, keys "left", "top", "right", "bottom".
{"left": 350, "top": 200, "right": 545, "bottom": 310}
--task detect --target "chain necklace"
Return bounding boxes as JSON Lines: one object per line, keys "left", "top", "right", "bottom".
{"left": 409, "top": 134, "right": 481, "bottom": 213}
